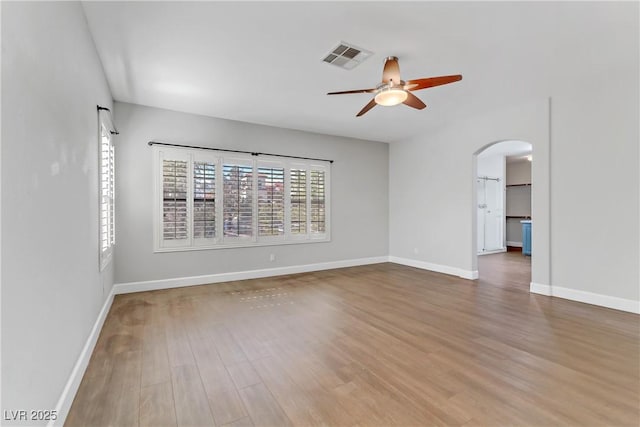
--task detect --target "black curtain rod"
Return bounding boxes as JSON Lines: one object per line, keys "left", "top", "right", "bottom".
{"left": 97, "top": 105, "right": 120, "bottom": 135}
{"left": 147, "top": 141, "right": 334, "bottom": 163}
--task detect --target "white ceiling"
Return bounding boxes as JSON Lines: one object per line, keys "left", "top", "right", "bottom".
{"left": 82, "top": 1, "right": 638, "bottom": 143}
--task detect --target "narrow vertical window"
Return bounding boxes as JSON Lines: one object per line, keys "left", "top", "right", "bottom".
{"left": 290, "top": 169, "right": 307, "bottom": 234}
{"left": 258, "top": 166, "right": 285, "bottom": 236}
{"left": 99, "top": 124, "right": 115, "bottom": 269}
{"left": 193, "top": 162, "right": 216, "bottom": 239}
{"left": 162, "top": 160, "right": 188, "bottom": 240}
{"left": 223, "top": 164, "right": 253, "bottom": 238}
{"left": 310, "top": 170, "right": 326, "bottom": 233}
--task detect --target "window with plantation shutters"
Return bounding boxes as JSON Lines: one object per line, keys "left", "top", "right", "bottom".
{"left": 153, "top": 146, "right": 330, "bottom": 251}
{"left": 99, "top": 124, "right": 115, "bottom": 269}
{"left": 258, "top": 165, "right": 285, "bottom": 237}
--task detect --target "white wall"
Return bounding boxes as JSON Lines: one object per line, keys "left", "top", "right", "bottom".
{"left": 1, "top": 2, "right": 114, "bottom": 424}
{"left": 477, "top": 153, "right": 504, "bottom": 179}
{"left": 390, "top": 69, "right": 639, "bottom": 306}
{"left": 389, "top": 99, "right": 550, "bottom": 283}
{"left": 113, "top": 102, "right": 388, "bottom": 285}
{"left": 506, "top": 160, "right": 532, "bottom": 186}
{"left": 551, "top": 72, "right": 639, "bottom": 302}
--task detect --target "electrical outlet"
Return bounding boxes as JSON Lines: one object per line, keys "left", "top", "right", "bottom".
{"left": 269, "top": 253, "right": 276, "bottom": 262}
{"left": 413, "top": 248, "right": 419, "bottom": 255}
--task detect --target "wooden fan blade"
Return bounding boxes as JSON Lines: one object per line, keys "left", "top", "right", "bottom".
{"left": 356, "top": 98, "right": 377, "bottom": 117}
{"left": 327, "top": 88, "right": 376, "bottom": 95}
{"left": 403, "top": 92, "right": 426, "bottom": 110}
{"left": 382, "top": 56, "right": 401, "bottom": 84}
{"left": 405, "top": 75, "right": 462, "bottom": 91}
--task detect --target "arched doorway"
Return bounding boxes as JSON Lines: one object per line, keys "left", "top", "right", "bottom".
{"left": 473, "top": 140, "right": 534, "bottom": 290}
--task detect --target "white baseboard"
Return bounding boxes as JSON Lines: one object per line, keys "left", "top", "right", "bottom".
{"left": 506, "top": 241, "right": 523, "bottom": 247}
{"left": 388, "top": 256, "right": 478, "bottom": 280}
{"left": 530, "top": 282, "right": 639, "bottom": 314}
{"left": 113, "top": 256, "right": 389, "bottom": 294}
{"left": 530, "top": 282, "right": 551, "bottom": 295}
{"left": 49, "top": 288, "right": 115, "bottom": 427}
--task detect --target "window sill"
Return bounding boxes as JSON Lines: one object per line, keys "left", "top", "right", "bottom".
{"left": 153, "top": 236, "right": 330, "bottom": 253}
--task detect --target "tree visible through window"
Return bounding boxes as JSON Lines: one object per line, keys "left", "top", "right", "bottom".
{"left": 193, "top": 162, "right": 215, "bottom": 238}
{"left": 290, "top": 169, "right": 307, "bottom": 234}
{"left": 162, "top": 160, "right": 188, "bottom": 240}
{"left": 310, "top": 170, "right": 326, "bottom": 233}
{"left": 258, "top": 167, "right": 285, "bottom": 236}
{"left": 223, "top": 164, "right": 253, "bottom": 237}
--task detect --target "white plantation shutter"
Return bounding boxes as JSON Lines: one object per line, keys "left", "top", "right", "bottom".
{"left": 162, "top": 159, "right": 189, "bottom": 240}
{"left": 258, "top": 164, "right": 285, "bottom": 237}
{"left": 290, "top": 169, "right": 307, "bottom": 235}
{"left": 193, "top": 161, "right": 216, "bottom": 239}
{"left": 223, "top": 161, "right": 253, "bottom": 239}
{"left": 157, "top": 148, "right": 192, "bottom": 250}
{"left": 310, "top": 169, "right": 326, "bottom": 234}
{"left": 99, "top": 124, "right": 115, "bottom": 269}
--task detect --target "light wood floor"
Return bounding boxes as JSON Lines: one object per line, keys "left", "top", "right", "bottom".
{"left": 66, "top": 254, "right": 640, "bottom": 426}
{"left": 478, "top": 250, "right": 532, "bottom": 292}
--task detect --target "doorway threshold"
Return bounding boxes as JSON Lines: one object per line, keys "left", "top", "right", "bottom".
{"left": 478, "top": 248, "right": 507, "bottom": 256}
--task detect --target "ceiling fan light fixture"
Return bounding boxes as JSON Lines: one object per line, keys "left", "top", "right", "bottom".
{"left": 327, "top": 56, "right": 462, "bottom": 116}
{"left": 374, "top": 87, "right": 408, "bottom": 106}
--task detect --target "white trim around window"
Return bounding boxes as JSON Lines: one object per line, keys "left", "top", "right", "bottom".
{"left": 153, "top": 146, "right": 330, "bottom": 252}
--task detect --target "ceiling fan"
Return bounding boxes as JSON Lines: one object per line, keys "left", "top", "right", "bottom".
{"left": 327, "top": 56, "right": 462, "bottom": 117}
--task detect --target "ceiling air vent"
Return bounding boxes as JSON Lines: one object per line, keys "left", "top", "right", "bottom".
{"left": 322, "top": 42, "right": 373, "bottom": 70}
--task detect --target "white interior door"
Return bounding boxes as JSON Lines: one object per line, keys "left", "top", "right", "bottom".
{"left": 483, "top": 179, "right": 503, "bottom": 251}
{"left": 477, "top": 177, "right": 504, "bottom": 253}
{"left": 477, "top": 179, "right": 486, "bottom": 253}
